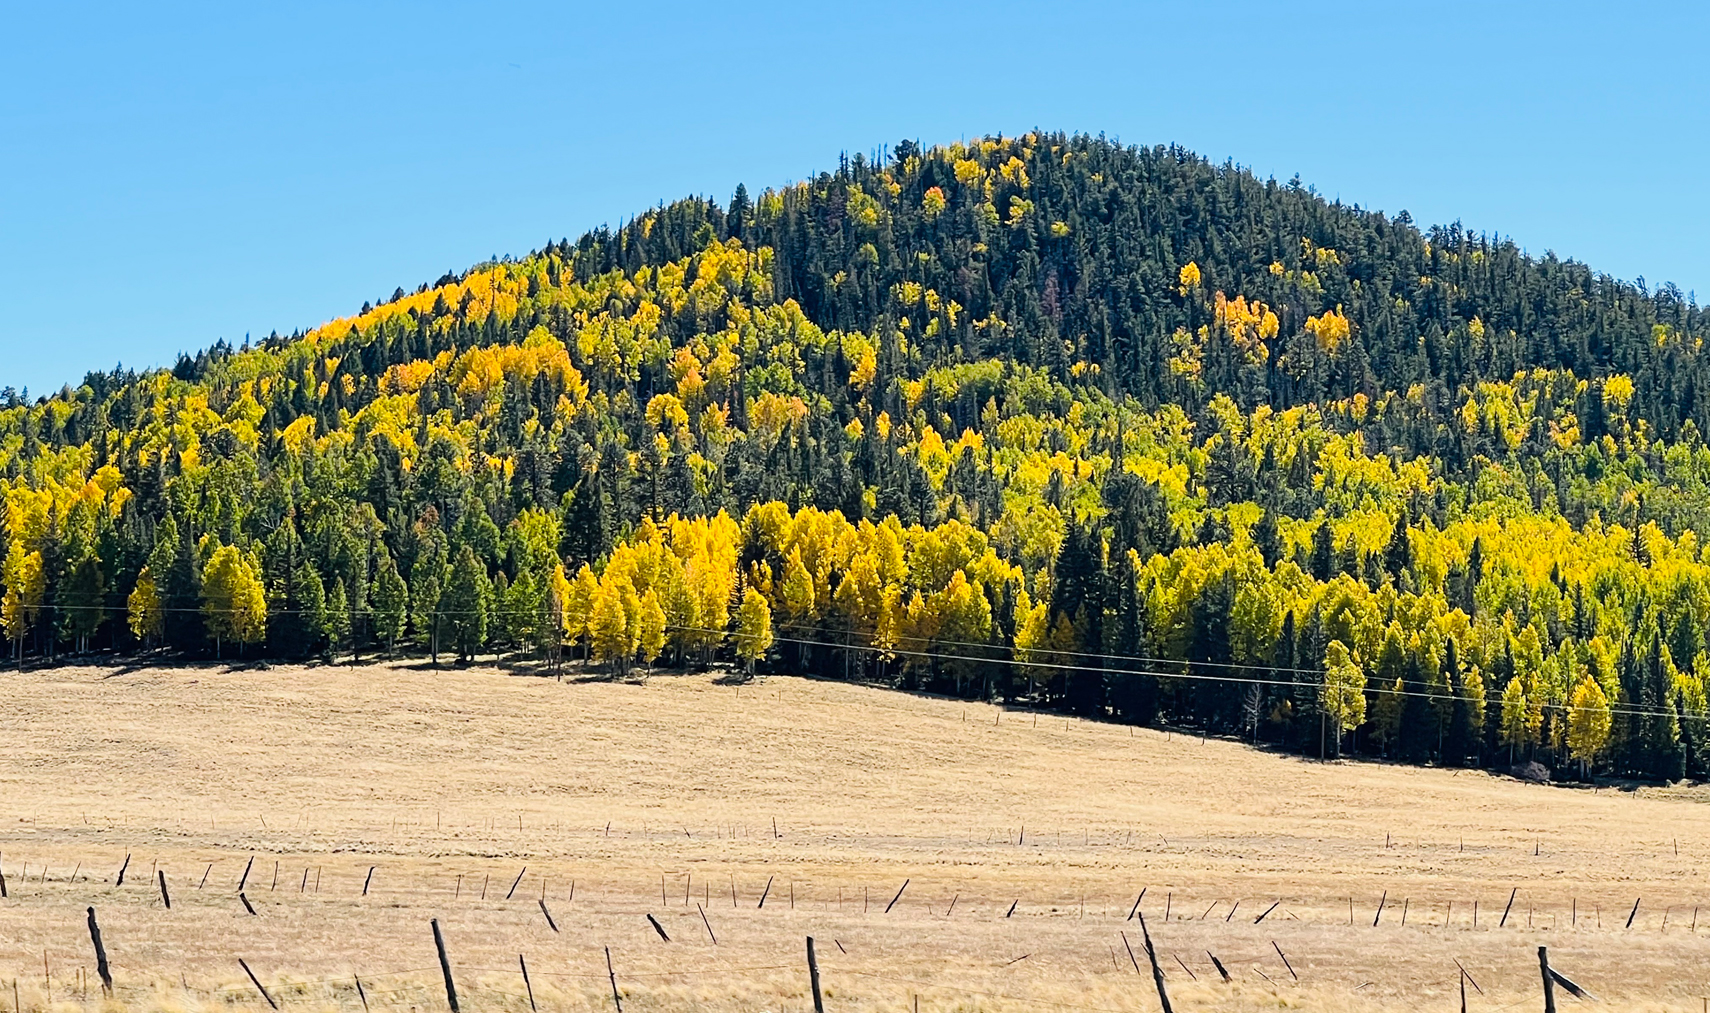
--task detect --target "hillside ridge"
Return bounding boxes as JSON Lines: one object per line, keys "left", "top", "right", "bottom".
{"left": 3, "top": 131, "right": 1709, "bottom": 784}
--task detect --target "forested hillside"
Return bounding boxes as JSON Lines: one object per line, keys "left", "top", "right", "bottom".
{"left": 8, "top": 132, "right": 1710, "bottom": 780}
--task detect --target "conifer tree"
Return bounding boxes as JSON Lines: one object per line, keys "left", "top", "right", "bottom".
{"left": 441, "top": 545, "right": 491, "bottom": 663}
{"left": 325, "top": 579, "right": 351, "bottom": 661}
{"left": 371, "top": 554, "right": 408, "bottom": 658}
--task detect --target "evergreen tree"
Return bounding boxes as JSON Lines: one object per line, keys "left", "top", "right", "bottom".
{"left": 60, "top": 555, "right": 105, "bottom": 653}
{"left": 441, "top": 545, "right": 491, "bottom": 663}
{"left": 326, "top": 579, "right": 351, "bottom": 661}
{"left": 371, "top": 554, "right": 408, "bottom": 658}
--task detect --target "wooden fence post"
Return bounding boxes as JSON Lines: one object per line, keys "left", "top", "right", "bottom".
{"left": 1126, "top": 889, "right": 1145, "bottom": 920}
{"left": 884, "top": 879, "right": 909, "bottom": 913}
{"left": 432, "top": 918, "right": 459, "bottom": 1013}
{"left": 1136, "top": 913, "right": 1173, "bottom": 1013}
{"left": 239, "top": 959, "right": 278, "bottom": 1010}
{"left": 85, "top": 908, "right": 111, "bottom": 996}
{"left": 238, "top": 855, "right": 254, "bottom": 893}
{"left": 1539, "top": 946, "right": 1556, "bottom": 1013}
{"left": 807, "top": 937, "right": 825, "bottom": 1013}
{"left": 605, "top": 946, "right": 621, "bottom": 1012}
{"left": 519, "top": 954, "right": 537, "bottom": 1013}
{"left": 157, "top": 870, "right": 170, "bottom": 909}
{"left": 538, "top": 899, "right": 559, "bottom": 932}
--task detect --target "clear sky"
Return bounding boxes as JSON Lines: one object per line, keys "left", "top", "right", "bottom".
{"left": 3, "top": 1, "right": 1706, "bottom": 395}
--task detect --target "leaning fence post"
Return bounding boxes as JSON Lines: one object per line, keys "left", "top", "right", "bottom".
{"left": 158, "top": 870, "right": 171, "bottom": 909}
{"left": 884, "top": 879, "right": 909, "bottom": 913}
{"left": 432, "top": 918, "right": 459, "bottom": 1013}
{"left": 1136, "top": 913, "right": 1173, "bottom": 1013}
{"left": 806, "top": 936, "right": 825, "bottom": 1013}
{"left": 1539, "top": 946, "right": 1557, "bottom": 1013}
{"left": 239, "top": 959, "right": 278, "bottom": 1010}
{"left": 519, "top": 954, "right": 537, "bottom": 1012}
{"left": 86, "top": 907, "right": 111, "bottom": 995}
{"left": 605, "top": 946, "right": 621, "bottom": 1012}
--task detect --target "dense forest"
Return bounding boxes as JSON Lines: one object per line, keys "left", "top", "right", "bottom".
{"left": 8, "top": 132, "right": 1710, "bottom": 781}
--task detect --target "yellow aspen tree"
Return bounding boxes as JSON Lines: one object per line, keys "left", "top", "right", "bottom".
{"left": 1322, "top": 640, "right": 1366, "bottom": 757}
{"left": 3, "top": 543, "right": 44, "bottom": 660}
{"left": 637, "top": 588, "right": 666, "bottom": 674}
{"left": 127, "top": 567, "right": 164, "bottom": 646}
{"left": 202, "top": 545, "right": 266, "bottom": 657}
{"left": 589, "top": 581, "right": 630, "bottom": 675}
{"left": 542, "top": 563, "right": 573, "bottom": 665}
{"left": 778, "top": 550, "right": 815, "bottom": 624}
{"left": 566, "top": 564, "right": 599, "bottom": 663}
{"left": 1499, "top": 676, "right": 1529, "bottom": 763}
{"left": 1566, "top": 674, "right": 1612, "bottom": 776}
{"left": 734, "top": 586, "right": 772, "bottom": 676}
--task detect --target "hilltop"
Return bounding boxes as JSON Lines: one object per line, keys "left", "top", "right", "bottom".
{"left": 4, "top": 132, "right": 1710, "bottom": 782}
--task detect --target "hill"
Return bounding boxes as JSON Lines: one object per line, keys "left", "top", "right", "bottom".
{"left": 2, "top": 663, "right": 1709, "bottom": 1010}
{"left": 5, "top": 132, "right": 1710, "bottom": 781}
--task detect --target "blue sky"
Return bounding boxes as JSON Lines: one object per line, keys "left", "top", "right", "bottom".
{"left": 2, "top": 1, "right": 1706, "bottom": 395}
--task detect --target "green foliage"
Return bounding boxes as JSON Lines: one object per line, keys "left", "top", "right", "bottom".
{"left": 441, "top": 545, "right": 490, "bottom": 662}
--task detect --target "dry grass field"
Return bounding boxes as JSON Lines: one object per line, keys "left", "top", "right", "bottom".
{"left": 0, "top": 661, "right": 1708, "bottom": 1012}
